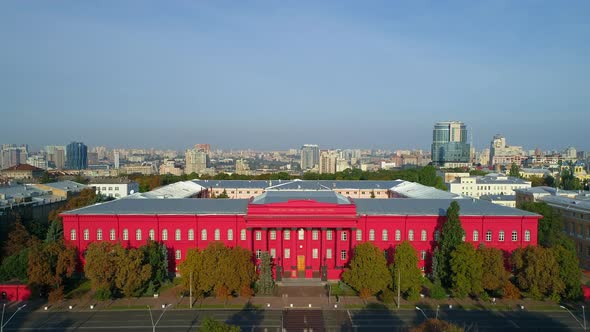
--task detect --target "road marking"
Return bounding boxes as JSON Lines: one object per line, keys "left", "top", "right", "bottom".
{"left": 507, "top": 319, "right": 520, "bottom": 328}
{"left": 347, "top": 310, "right": 353, "bottom": 326}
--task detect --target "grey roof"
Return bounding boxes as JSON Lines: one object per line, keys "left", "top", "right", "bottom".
{"left": 449, "top": 175, "right": 530, "bottom": 185}
{"left": 127, "top": 181, "right": 204, "bottom": 199}
{"left": 317, "top": 180, "right": 401, "bottom": 190}
{"left": 193, "top": 180, "right": 271, "bottom": 189}
{"left": 389, "top": 180, "right": 461, "bottom": 199}
{"left": 480, "top": 195, "right": 516, "bottom": 201}
{"left": 514, "top": 187, "right": 558, "bottom": 195}
{"left": 193, "top": 179, "right": 404, "bottom": 191}
{"left": 355, "top": 198, "right": 538, "bottom": 217}
{"left": 541, "top": 195, "right": 590, "bottom": 212}
{"left": 62, "top": 198, "right": 249, "bottom": 215}
{"left": 266, "top": 179, "right": 332, "bottom": 191}
{"left": 37, "top": 180, "right": 87, "bottom": 192}
{"left": 521, "top": 168, "right": 551, "bottom": 174}
{"left": 251, "top": 190, "right": 352, "bottom": 205}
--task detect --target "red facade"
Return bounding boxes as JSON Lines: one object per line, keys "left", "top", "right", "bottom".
{"left": 62, "top": 198, "right": 538, "bottom": 280}
{"left": 0, "top": 284, "right": 31, "bottom": 302}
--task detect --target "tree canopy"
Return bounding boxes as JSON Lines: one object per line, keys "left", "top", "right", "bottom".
{"left": 434, "top": 201, "right": 465, "bottom": 287}
{"left": 449, "top": 243, "right": 483, "bottom": 298}
{"left": 390, "top": 241, "right": 422, "bottom": 300}
{"left": 342, "top": 242, "right": 391, "bottom": 298}
{"left": 511, "top": 246, "right": 564, "bottom": 301}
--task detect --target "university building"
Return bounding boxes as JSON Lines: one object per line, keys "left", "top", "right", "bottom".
{"left": 61, "top": 180, "right": 539, "bottom": 280}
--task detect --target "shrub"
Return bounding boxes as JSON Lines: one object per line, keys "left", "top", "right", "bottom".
{"left": 359, "top": 288, "right": 372, "bottom": 299}
{"left": 94, "top": 287, "right": 112, "bottom": 300}
{"left": 502, "top": 281, "right": 520, "bottom": 300}
{"left": 379, "top": 288, "right": 395, "bottom": 304}
{"left": 429, "top": 283, "right": 446, "bottom": 300}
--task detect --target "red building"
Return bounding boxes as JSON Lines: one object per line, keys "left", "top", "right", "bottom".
{"left": 62, "top": 188, "right": 539, "bottom": 280}
{"left": 0, "top": 283, "right": 31, "bottom": 302}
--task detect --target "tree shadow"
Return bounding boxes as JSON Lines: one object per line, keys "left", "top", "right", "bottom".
{"left": 343, "top": 302, "right": 406, "bottom": 332}
{"left": 1, "top": 298, "right": 77, "bottom": 332}
{"left": 226, "top": 301, "right": 264, "bottom": 330}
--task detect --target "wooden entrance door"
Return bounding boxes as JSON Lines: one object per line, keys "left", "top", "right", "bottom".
{"left": 297, "top": 255, "right": 305, "bottom": 278}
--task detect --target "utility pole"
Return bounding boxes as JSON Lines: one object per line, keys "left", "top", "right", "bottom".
{"left": 397, "top": 269, "right": 401, "bottom": 309}
{"left": 1, "top": 304, "right": 27, "bottom": 332}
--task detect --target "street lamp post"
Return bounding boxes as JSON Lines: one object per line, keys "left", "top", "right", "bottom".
{"left": 415, "top": 306, "right": 428, "bottom": 321}
{"left": 1, "top": 303, "right": 27, "bottom": 332}
{"left": 560, "top": 305, "right": 586, "bottom": 330}
{"left": 147, "top": 304, "right": 171, "bottom": 332}
{"left": 436, "top": 305, "right": 440, "bottom": 320}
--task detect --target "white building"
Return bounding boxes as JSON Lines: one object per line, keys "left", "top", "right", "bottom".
{"left": 91, "top": 180, "right": 139, "bottom": 199}
{"left": 446, "top": 174, "right": 531, "bottom": 198}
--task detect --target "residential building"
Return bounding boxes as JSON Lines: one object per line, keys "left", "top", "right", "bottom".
{"left": 480, "top": 194, "right": 516, "bottom": 208}
{"left": 0, "top": 145, "right": 28, "bottom": 169}
{"left": 431, "top": 121, "right": 471, "bottom": 167}
{"left": 26, "top": 155, "right": 48, "bottom": 170}
{"left": 90, "top": 179, "right": 139, "bottom": 199}
{"left": 489, "top": 135, "right": 525, "bottom": 167}
{"left": 446, "top": 174, "right": 531, "bottom": 198}
{"left": 519, "top": 168, "right": 552, "bottom": 179}
{"left": 159, "top": 160, "right": 184, "bottom": 176}
{"left": 66, "top": 142, "right": 88, "bottom": 170}
{"left": 114, "top": 151, "right": 120, "bottom": 169}
{"left": 300, "top": 144, "right": 320, "bottom": 170}
{"left": 0, "top": 164, "right": 45, "bottom": 180}
{"left": 185, "top": 149, "right": 209, "bottom": 175}
{"left": 235, "top": 159, "right": 251, "bottom": 175}
{"left": 121, "top": 164, "right": 156, "bottom": 175}
{"left": 319, "top": 150, "right": 338, "bottom": 174}
{"left": 46, "top": 146, "right": 66, "bottom": 170}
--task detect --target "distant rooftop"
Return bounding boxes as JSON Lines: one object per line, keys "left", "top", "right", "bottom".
{"left": 1, "top": 164, "right": 44, "bottom": 172}
{"left": 36, "top": 180, "right": 87, "bottom": 192}
{"left": 389, "top": 180, "right": 461, "bottom": 199}
{"left": 62, "top": 198, "right": 249, "bottom": 215}
{"left": 251, "top": 190, "right": 352, "bottom": 205}
{"left": 541, "top": 195, "right": 590, "bottom": 212}
{"left": 480, "top": 194, "right": 516, "bottom": 201}
{"left": 126, "top": 181, "right": 204, "bottom": 199}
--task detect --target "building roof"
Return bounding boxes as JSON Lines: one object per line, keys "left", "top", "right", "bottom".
{"left": 480, "top": 194, "right": 516, "bottom": 201}
{"left": 193, "top": 180, "right": 272, "bottom": 189}
{"left": 89, "top": 178, "right": 136, "bottom": 185}
{"left": 541, "top": 195, "right": 590, "bottom": 212}
{"left": 389, "top": 180, "right": 461, "bottom": 199}
{"left": 520, "top": 168, "right": 551, "bottom": 174}
{"left": 1, "top": 164, "right": 44, "bottom": 172}
{"left": 126, "top": 181, "right": 204, "bottom": 199}
{"left": 266, "top": 179, "right": 332, "bottom": 191}
{"left": 355, "top": 198, "right": 538, "bottom": 217}
{"left": 61, "top": 198, "right": 249, "bottom": 215}
{"left": 36, "top": 180, "right": 87, "bottom": 193}
{"left": 251, "top": 190, "right": 352, "bottom": 205}
{"left": 514, "top": 187, "right": 558, "bottom": 195}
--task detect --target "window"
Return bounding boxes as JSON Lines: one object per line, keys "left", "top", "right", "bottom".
{"left": 326, "top": 249, "right": 332, "bottom": 259}
{"left": 312, "top": 230, "right": 318, "bottom": 240}
{"left": 395, "top": 229, "right": 401, "bottom": 241}
{"left": 201, "top": 229, "right": 207, "bottom": 241}
{"left": 215, "top": 229, "right": 220, "bottom": 241}
{"left": 512, "top": 231, "right": 518, "bottom": 242}
{"left": 284, "top": 230, "right": 290, "bottom": 240}
{"left": 382, "top": 230, "right": 388, "bottom": 241}
{"left": 473, "top": 230, "right": 479, "bottom": 242}
{"left": 499, "top": 231, "right": 505, "bottom": 242}
{"left": 341, "top": 250, "right": 347, "bottom": 260}
{"left": 97, "top": 229, "right": 102, "bottom": 241}
{"left": 421, "top": 250, "right": 426, "bottom": 260}
{"left": 312, "top": 248, "right": 318, "bottom": 259}
{"left": 228, "top": 229, "right": 234, "bottom": 241}
{"left": 255, "top": 231, "right": 261, "bottom": 241}
{"left": 341, "top": 231, "right": 347, "bottom": 241}
{"left": 434, "top": 230, "right": 440, "bottom": 241}
{"left": 327, "top": 230, "right": 333, "bottom": 240}
{"left": 298, "top": 229, "right": 305, "bottom": 240}
{"left": 175, "top": 229, "right": 181, "bottom": 241}
{"left": 270, "top": 230, "right": 276, "bottom": 240}
{"left": 256, "top": 250, "right": 262, "bottom": 259}
{"left": 136, "top": 229, "right": 142, "bottom": 241}
{"left": 188, "top": 229, "right": 194, "bottom": 241}
{"left": 122, "top": 229, "right": 128, "bottom": 241}
{"left": 83, "top": 229, "right": 89, "bottom": 241}
{"left": 369, "top": 229, "right": 375, "bottom": 241}
{"left": 408, "top": 230, "right": 414, "bottom": 241}
{"left": 270, "top": 248, "right": 276, "bottom": 258}
{"left": 149, "top": 229, "right": 155, "bottom": 240}
{"left": 241, "top": 229, "right": 246, "bottom": 240}
{"left": 524, "top": 230, "right": 531, "bottom": 242}
{"left": 421, "top": 230, "right": 427, "bottom": 241}
{"left": 175, "top": 250, "right": 181, "bottom": 260}
{"left": 162, "top": 229, "right": 168, "bottom": 241}
{"left": 284, "top": 248, "right": 290, "bottom": 259}
{"left": 356, "top": 230, "right": 362, "bottom": 241}
{"left": 486, "top": 230, "right": 492, "bottom": 242}
{"left": 110, "top": 229, "right": 115, "bottom": 241}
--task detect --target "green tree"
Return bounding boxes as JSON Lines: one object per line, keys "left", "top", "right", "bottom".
{"left": 3, "top": 219, "right": 33, "bottom": 258}
{"left": 544, "top": 174, "right": 556, "bottom": 187}
{"left": 390, "top": 241, "right": 422, "bottom": 300}
{"left": 27, "top": 239, "right": 77, "bottom": 302}
{"left": 409, "top": 318, "right": 464, "bottom": 332}
{"left": 342, "top": 242, "right": 391, "bottom": 298}
{"left": 552, "top": 245, "right": 582, "bottom": 300}
{"left": 0, "top": 248, "right": 29, "bottom": 283}
{"left": 178, "top": 248, "right": 207, "bottom": 297}
{"left": 478, "top": 246, "right": 507, "bottom": 294}
{"left": 518, "top": 201, "right": 572, "bottom": 250}
{"left": 217, "top": 189, "right": 229, "bottom": 199}
{"left": 115, "top": 247, "right": 152, "bottom": 297}
{"left": 509, "top": 163, "right": 520, "bottom": 177}
{"left": 84, "top": 242, "right": 121, "bottom": 299}
{"left": 140, "top": 240, "right": 169, "bottom": 292}
{"left": 560, "top": 167, "right": 581, "bottom": 190}
{"left": 449, "top": 243, "right": 483, "bottom": 298}
{"left": 199, "top": 317, "right": 241, "bottom": 332}
{"left": 511, "top": 246, "right": 564, "bottom": 300}
{"left": 256, "top": 252, "right": 274, "bottom": 295}
{"left": 434, "top": 201, "right": 465, "bottom": 288}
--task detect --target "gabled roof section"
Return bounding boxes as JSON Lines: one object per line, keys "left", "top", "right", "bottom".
{"left": 389, "top": 179, "right": 461, "bottom": 199}
{"left": 1, "top": 164, "right": 44, "bottom": 172}
{"left": 61, "top": 198, "right": 249, "bottom": 215}
{"left": 266, "top": 179, "right": 332, "bottom": 191}
{"left": 125, "top": 181, "right": 204, "bottom": 199}
{"left": 192, "top": 180, "right": 271, "bottom": 189}
{"left": 250, "top": 190, "right": 352, "bottom": 205}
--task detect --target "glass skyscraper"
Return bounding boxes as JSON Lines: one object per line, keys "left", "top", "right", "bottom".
{"left": 66, "top": 141, "right": 88, "bottom": 170}
{"left": 431, "top": 121, "right": 470, "bottom": 166}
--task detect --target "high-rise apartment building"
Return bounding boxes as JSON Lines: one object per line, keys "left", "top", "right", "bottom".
{"left": 194, "top": 144, "right": 211, "bottom": 153}
{"left": 1, "top": 144, "right": 29, "bottom": 169}
{"left": 300, "top": 144, "right": 320, "bottom": 170}
{"left": 319, "top": 150, "right": 338, "bottom": 174}
{"left": 431, "top": 121, "right": 470, "bottom": 167}
{"left": 66, "top": 142, "right": 88, "bottom": 170}
{"left": 45, "top": 146, "right": 66, "bottom": 170}
{"left": 114, "top": 151, "right": 120, "bottom": 169}
{"left": 185, "top": 148, "right": 209, "bottom": 174}
{"left": 489, "top": 135, "right": 525, "bottom": 167}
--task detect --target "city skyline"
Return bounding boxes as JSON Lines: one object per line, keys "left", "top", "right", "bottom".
{"left": 2, "top": 2, "right": 589, "bottom": 150}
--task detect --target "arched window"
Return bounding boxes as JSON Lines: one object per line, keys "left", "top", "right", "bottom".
{"left": 83, "top": 229, "right": 89, "bottom": 241}
{"left": 512, "top": 231, "right": 518, "bottom": 241}
{"left": 70, "top": 229, "right": 76, "bottom": 241}
{"left": 175, "top": 229, "right": 181, "bottom": 241}
{"left": 298, "top": 229, "right": 305, "bottom": 240}
{"left": 110, "top": 229, "right": 116, "bottom": 241}
{"left": 136, "top": 229, "right": 142, "bottom": 241}
{"left": 524, "top": 230, "right": 531, "bottom": 242}
{"left": 395, "top": 229, "right": 401, "bottom": 241}
{"left": 473, "top": 230, "right": 479, "bottom": 242}
{"left": 215, "top": 229, "right": 220, "bottom": 241}
{"left": 408, "top": 230, "right": 414, "bottom": 241}
{"left": 175, "top": 250, "right": 181, "bottom": 260}
{"left": 162, "top": 229, "right": 168, "bottom": 241}
{"left": 421, "top": 230, "right": 427, "bottom": 241}
{"left": 486, "top": 230, "right": 492, "bottom": 242}
{"left": 499, "top": 231, "right": 505, "bottom": 242}
{"left": 241, "top": 229, "right": 246, "bottom": 241}
{"left": 97, "top": 229, "right": 102, "bottom": 241}
{"left": 123, "top": 229, "right": 128, "bottom": 241}
{"left": 421, "top": 250, "right": 426, "bottom": 260}
{"left": 188, "top": 229, "right": 194, "bottom": 241}
{"left": 149, "top": 229, "right": 155, "bottom": 240}
{"left": 356, "top": 230, "right": 362, "bottom": 241}
{"left": 228, "top": 229, "right": 234, "bottom": 240}
{"left": 369, "top": 229, "right": 375, "bottom": 241}
{"left": 382, "top": 230, "right": 388, "bottom": 241}
{"left": 201, "top": 229, "right": 207, "bottom": 241}
{"left": 284, "top": 230, "right": 291, "bottom": 240}
{"left": 434, "top": 230, "right": 440, "bottom": 242}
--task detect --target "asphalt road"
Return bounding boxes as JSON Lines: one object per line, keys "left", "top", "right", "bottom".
{"left": 1, "top": 307, "right": 587, "bottom": 331}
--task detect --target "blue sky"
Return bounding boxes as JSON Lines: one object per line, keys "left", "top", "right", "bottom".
{"left": 1, "top": 1, "right": 589, "bottom": 151}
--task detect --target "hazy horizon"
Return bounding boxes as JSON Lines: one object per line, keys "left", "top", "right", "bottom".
{"left": 2, "top": 1, "right": 589, "bottom": 152}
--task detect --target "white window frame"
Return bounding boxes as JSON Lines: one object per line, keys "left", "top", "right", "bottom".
{"left": 241, "top": 229, "right": 246, "bottom": 241}
{"left": 162, "top": 229, "right": 168, "bottom": 241}
{"left": 356, "top": 230, "right": 362, "bottom": 241}
{"left": 326, "top": 248, "right": 332, "bottom": 259}
{"left": 122, "top": 229, "right": 128, "bottom": 241}
{"left": 110, "top": 229, "right": 115, "bottom": 241}
{"left": 486, "top": 230, "right": 492, "bottom": 242}
{"left": 499, "top": 231, "right": 505, "bottom": 242}
{"left": 201, "top": 229, "right": 207, "bottom": 241}
{"left": 284, "top": 248, "right": 290, "bottom": 259}
{"left": 312, "top": 230, "right": 318, "bottom": 240}
{"left": 395, "top": 229, "right": 401, "bottom": 241}
{"left": 421, "top": 230, "right": 427, "bottom": 241}
{"left": 369, "top": 229, "right": 375, "bottom": 241}
{"left": 175, "top": 229, "right": 181, "bottom": 241}
{"left": 188, "top": 229, "right": 194, "bottom": 241}
{"left": 149, "top": 229, "right": 155, "bottom": 240}
{"left": 524, "top": 230, "right": 531, "bottom": 242}
{"left": 408, "top": 230, "right": 414, "bottom": 241}
{"left": 284, "top": 230, "right": 291, "bottom": 240}
{"left": 473, "top": 230, "right": 479, "bottom": 242}
{"left": 228, "top": 229, "right": 234, "bottom": 241}
{"left": 136, "top": 229, "right": 142, "bottom": 241}
{"left": 340, "top": 250, "right": 347, "bottom": 260}
{"left": 270, "top": 230, "right": 276, "bottom": 240}
{"left": 215, "top": 229, "right": 220, "bottom": 241}
{"left": 512, "top": 231, "right": 518, "bottom": 242}
{"left": 175, "top": 250, "right": 181, "bottom": 260}
{"left": 256, "top": 249, "right": 262, "bottom": 259}
{"left": 382, "top": 229, "right": 388, "bottom": 241}
{"left": 270, "top": 248, "right": 276, "bottom": 258}
{"left": 327, "top": 230, "right": 333, "bottom": 240}
{"left": 421, "top": 250, "right": 426, "bottom": 260}
{"left": 255, "top": 231, "right": 261, "bottom": 241}
{"left": 341, "top": 231, "right": 347, "bottom": 241}
{"left": 298, "top": 229, "right": 305, "bottom": 240}
{"left": 312, "top": 248, "right": 318, "bottom": 259}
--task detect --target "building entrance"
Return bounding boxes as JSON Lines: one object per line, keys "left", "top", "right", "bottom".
{"left": 297, "top": 255, "right": 305, "bottom": 278}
